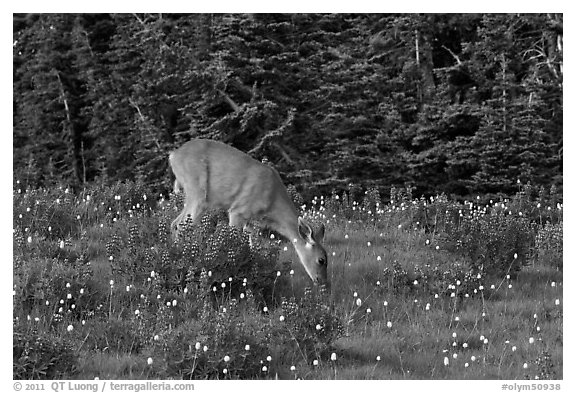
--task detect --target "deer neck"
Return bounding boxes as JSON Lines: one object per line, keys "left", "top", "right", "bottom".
{"left": 265, "top": 198, "right": 301, "bottom": 246}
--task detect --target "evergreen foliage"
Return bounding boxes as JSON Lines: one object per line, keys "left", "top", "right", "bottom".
{"left": 13, "top": 14, "right": 562, "bottom": 199}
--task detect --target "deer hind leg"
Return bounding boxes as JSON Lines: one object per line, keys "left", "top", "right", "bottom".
{"left": 171, "top": 194, "right": 208, "bottom": 240}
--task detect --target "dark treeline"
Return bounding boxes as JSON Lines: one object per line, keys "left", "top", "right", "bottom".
{"left": 13, "top": 13, "right": 563, "bottom": 200}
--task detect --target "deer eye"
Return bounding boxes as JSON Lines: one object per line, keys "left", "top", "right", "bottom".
{"left": 319, "top": 258, "right": 326, "bottom": 266}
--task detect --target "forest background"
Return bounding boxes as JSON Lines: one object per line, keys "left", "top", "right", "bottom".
{"left": 12, "top": 13, "right": 563, "bottom": 200}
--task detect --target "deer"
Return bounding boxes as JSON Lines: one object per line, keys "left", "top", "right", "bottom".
{"left": 169, "top": 138, "right": 328, "bottom": 285}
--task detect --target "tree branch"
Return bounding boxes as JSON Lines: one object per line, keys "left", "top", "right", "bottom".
{"left": 441, "top": 45, "right": 462, "bottom": 65}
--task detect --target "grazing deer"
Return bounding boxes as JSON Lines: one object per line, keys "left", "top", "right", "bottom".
{"left": 169, "top": 139, "right": 328, "bottom": 284}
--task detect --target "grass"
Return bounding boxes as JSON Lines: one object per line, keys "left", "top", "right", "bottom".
{"left": 13, "top": 182, "right": 563, "bottom": 380}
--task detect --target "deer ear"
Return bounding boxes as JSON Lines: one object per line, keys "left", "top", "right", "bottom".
{"left": 315, "top": 223, "right": 325, "bottom": 243}
{"left": 298, "top": 217, "right": 314, "bottom": 243}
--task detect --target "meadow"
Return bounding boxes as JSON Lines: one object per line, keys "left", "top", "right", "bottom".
{"left": 13, "top": 182, "right": 563, "bottom": 380}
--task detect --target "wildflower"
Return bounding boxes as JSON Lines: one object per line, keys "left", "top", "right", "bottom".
{"left": 465, "top": 362, "right": 469, "bottom": 368}
{"left": 290, "top": 270, "right": 294, "bottom": 275}
{"left": 356, "top": 298, "right": 362, "bottom": 307}
{"left": 67, "top": 325, "right": 74, "bottom": 332}
{"left": 551, "top": 282, "right": 556, "bottom": 287}
{"left": 276, "top": 271, "right": 281, "bottom": 277}
{"left": 147, "top": 357, "right": 153, "bottom": 365}
{"left": 444, "top": 357, "right": 449, "bottom": 366}
{"left": 263, "top": 306, "right": 268, "bottom": 313}
{"left": 512, "top": 346, "right": 517, "bottom": 352}
{"left": 529, "top": 337, "right": 535, "bottom": 344}
{"left": 313, "top": 360, "right": 319, "bottom": 366}
{"left": 453, "top": 353, "right": 458, "bottom": 359}
{"left": 109, "top": 280, "right": 114, "bottom": 287}
{"left": 60, "top": 240, "right": 65, "bottom": 249}
{"left": 135, "top": 310, "right": 140, "bottom": 316}
{"left": 223, "top": 368, "right": 228, "bottom": 375}
{"left": 376, "top": 280, "right": 381, "bottom": 286}
{"left": 184, "top": 287, "right": 188, "bottom": 294}
{"left": 413, "top": 280, "right": 418, "bottom": 285}
{"left": 523, "top": 363, "right": 528, "bottom": 369}
{"left": 490, "top": 284, "right": 495, "bottom": 290}
{"left": 366, "top": 308, "right": 372, "bottom": 314}
{"left": 240, "top": 293, "right": 245, "bottom": 299}
{"left": 290, "top": 365, "right": 296, "bottom": 371}
{"left": 455, "top": 316, "right": 460, "bottom": 321}
{"left": 67, "top": 293, "right": 72, "bottom": 299}
{"left": 221, "top": 282, "right": 226, "bottom": 289}
{"left": 172, "top": 299, "right": 177, "bottom": 307}
{"left": 483, "top": 338, "right": 488, "bottom": 344}
{"left": 555, "top": 299, "right": 560, "bottom": 306}
{"left": 436, "top": 245, "right": 440, "bottom": 250}
{"left": 377, "top": 256, "right": 381, "bottom": 261}
{"left": 245, "top": 345, "right": 250, "bottom": 351}
{"left": 456, "top": 280, "right": 461, "bottom": 286}
{"left": 224, "top": 355, "right": 230, "bottom": 362}
{"left": 452, "top": 332, "right": 457, "bottom": 338}
{"left": 27, "top": 236, "right": 32, "bottom": 243}
{"left": 479, "top": 285, "right": 484, "bottom": 290}
{"left": 425, "top": 303, "right": 430, "bottom": 311}
{"left": 262, "top": 366, "right": 268, "bottom": 372}
{"left": 316, "top": 324, "right": 322, "bottom": 331}
{"left": 345, "top": 234, "right": 349, "bottom": 239}
{"left": 154, "top": 335, "right": 159, "bottom": 341}
{"left": 331, "top": 353, "right": 337, "bottom": 361}
{"left": 195, "top": 342, "right": 201, "bottom": 350}
{"left": 279, "top": 315, "right": 285, "bottom": 322}
{"left": 383, "top": 300, "right": 388, "bottom": 306}
{"left": 463, "top": 343, "right": 468, "bottom": 348}
{"left": 267, "top": 356, "right": 272, "bottom": 362}
{"left": 387, "top": 321, "right": 392, "bottom": 328}
{"left": 353, "top": 291, "right": 358, "bottom": 297}
{"left": 471, "top": 356, "right": 476, "bottom": 362}
{"left": 203, "top": 345, "right": 208, "bottom": 352}
{"left": 150, "top": 271, "right": 156, "bottom": 278}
